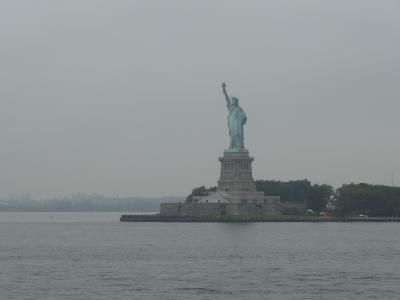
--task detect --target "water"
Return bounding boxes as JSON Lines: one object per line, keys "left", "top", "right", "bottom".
{"left": 1, "top": 212, "right": 400, "bottom": 300}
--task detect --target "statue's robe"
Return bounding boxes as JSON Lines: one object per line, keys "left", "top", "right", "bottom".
{"left": 227, "top": 103, "right": 247, "bottom": 150}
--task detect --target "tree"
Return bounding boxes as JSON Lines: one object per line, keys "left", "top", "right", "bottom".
{"left": 336, "top": 183, "right": 400, "bottom": 216}
{"left": 186, "top": 186, "right": 209, "bottom": 203}
{"left": 255, "top": 179, "right": 333, "bottom": 212}
{"left": 308, "top": 184, "right": 333, "bottom": 212}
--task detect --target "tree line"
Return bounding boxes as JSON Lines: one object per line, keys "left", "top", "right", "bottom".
{"left": 187, "top": 180, "right": 400, "bottom": 217}
{"left": 337, "top": 183, "right": 400, "bottom": 217}
{"left": 3, "top": 182, "right": 400, "bottom": 215}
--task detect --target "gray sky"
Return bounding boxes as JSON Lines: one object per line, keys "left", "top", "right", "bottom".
{"left": 1, "top": 0, "right": 400, "bottom": 199}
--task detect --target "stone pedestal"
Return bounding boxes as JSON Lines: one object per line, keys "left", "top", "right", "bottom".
{"left": 217, "top": 151, "right": 256, "bottom": 193}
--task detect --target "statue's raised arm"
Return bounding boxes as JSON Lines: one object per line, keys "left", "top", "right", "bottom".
{"left": 221, "top": 82, "right": 231, "bottom": 107}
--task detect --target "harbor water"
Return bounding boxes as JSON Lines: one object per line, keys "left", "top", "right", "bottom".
{"left": 1, "top": 212, "right": 399, "bottom": 300}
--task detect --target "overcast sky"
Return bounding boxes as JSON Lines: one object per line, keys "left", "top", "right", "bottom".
{"left": 1, "top": 0, "right": 400, "bottom": 199}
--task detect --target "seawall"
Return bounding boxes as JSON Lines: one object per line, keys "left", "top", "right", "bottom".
{"left": 120, "top": 214, "right": 400, "bottom": 222}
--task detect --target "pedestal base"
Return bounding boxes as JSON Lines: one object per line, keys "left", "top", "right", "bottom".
{"left": 217, "top": 151, "right": 256, "bottom": 193}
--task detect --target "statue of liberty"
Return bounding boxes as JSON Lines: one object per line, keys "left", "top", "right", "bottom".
{"left": 221, "top": 82, "right": 247, "bottom": 152}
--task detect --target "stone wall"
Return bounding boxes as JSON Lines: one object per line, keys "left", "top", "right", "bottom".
{"left": 160, "top": 202, "right": 306, "bottom": 217}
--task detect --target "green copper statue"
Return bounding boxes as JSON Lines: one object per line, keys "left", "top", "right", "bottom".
{"left": 222, "top": 82, "right": 248, "bottom": 152}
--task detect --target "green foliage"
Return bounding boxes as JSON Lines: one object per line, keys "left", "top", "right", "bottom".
{"left": 255, "top": 179, "right": 311, "bottom": 202}
{"left": 255, "top": 179, "right": 333, "bottom": 212}
{"left": 186, "top": 186, "right": 216, "bottom": 203}
{"left": 191, "top": 186, "right": 209, "bottom": 197}
{"left": 309, "top": 184, "right": 334, "bottom": 212}
{"left": 336, "top": 183, "right": 400, "bottom": 217}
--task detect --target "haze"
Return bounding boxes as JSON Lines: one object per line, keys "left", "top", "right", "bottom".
{"left": 1, "top": 0, "right": 399, "bottom": 199}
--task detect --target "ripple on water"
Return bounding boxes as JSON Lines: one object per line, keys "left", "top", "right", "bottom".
{"left": 1, "top": 214, "right": 400, "bottom": 300}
